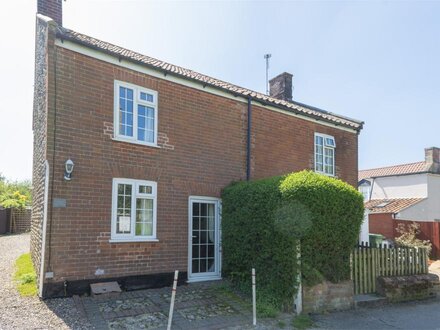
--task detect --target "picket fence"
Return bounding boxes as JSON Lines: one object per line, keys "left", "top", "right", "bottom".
{"left": 351, "top": 245, "right": 429, "bottom": 295}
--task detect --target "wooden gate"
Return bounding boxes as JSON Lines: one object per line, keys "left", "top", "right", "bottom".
{"left": 352, "top": 245, "right": 429, "bottom": 295}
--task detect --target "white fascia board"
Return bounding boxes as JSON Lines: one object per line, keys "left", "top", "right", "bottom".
{"left": 54, "top": 38, "right": 358, "bottom": 134}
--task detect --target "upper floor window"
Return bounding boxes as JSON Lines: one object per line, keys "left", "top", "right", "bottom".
{"left": 111, "top": 178, "right": 157, "bottom": 242}
{"left": 315, "top": 133, "right": 335, "bottom": 176}
{"left": 359, "top": 181, "right": 371, "bottom": 201}
{"left": 114, "top": 81, "right": 158, "bottom": 146}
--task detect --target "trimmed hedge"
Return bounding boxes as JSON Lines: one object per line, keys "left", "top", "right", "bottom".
{"left": 222, "top": 176, "right": 300, "bottom": 310}
{"left": 221, "top": 170, "right": 364, "bottom": 309}
{"left": 280, "top": 171, "right": 364, "bottom": 284}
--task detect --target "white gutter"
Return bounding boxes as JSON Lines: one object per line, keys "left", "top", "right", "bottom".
{"left": 39, "top": 160, "right": 50, "bottom": 298}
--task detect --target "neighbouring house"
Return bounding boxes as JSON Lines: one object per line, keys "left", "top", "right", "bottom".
{"left": 32, "top": 0, "right": 363, "bottom": 298}
{"left": 359, "top": 147, "right": 440, "bottom": 257}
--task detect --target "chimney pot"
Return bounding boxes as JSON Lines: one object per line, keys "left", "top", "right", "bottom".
{"left": 37, "top": 0, "right": 63, "bottom": 26}
{"left": 269, "top": 72, "right": 293, "bottom": 102}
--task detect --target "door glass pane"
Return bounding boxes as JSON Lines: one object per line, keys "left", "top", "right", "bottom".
{"left": 192, "top": 260, "right": 199, "bottom": 274}
{"left": 208, "top": 244, "right": 214, "bottom": 257}
{"left": 207, "top": 258, "right": 215, "bottom": 272}
{"left": 200, "top": 244, "right": 207, "bottom": 258}
{"left": 200, "top": 260, "right": 207, "bottom": 273}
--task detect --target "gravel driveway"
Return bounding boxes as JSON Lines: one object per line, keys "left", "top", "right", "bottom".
{"left": 0, "top": 233, "right": 93, "bottom": 330}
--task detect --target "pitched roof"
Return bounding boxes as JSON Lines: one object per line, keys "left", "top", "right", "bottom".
{"left": 55, "top": 26, "right": 363, "bottom": 132}
{"left": 358, "top": 161, "right": 426, "bottom": 181}
{"left": 365, "top": 198, "right": 425, "bottom": 214}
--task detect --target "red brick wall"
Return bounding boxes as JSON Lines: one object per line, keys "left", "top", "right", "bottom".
{"left": 37, "top": 0, "right": 62, "bottom": 26}
{"left": 369, "top": 213, "right": 440, "bottom": 258}
{"left": 395, "top": 220, "right": 440, "bottom": 259}
{"left": 37, "top": 39, "right": 359, "bottom": 284}
{"left": 251, "top": 106, "right": 358, "bottom": 185}
{"left": 369, "top": 213, "right": 395, "bottom": 239}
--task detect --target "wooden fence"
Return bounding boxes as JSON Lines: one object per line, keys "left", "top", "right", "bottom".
{"left": 352, "top": 245, "right": 429, "bottom": 295}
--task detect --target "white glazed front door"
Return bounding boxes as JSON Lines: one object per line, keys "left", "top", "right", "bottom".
{"left": 188, "top": 197, "right": 221, "bottom": 282}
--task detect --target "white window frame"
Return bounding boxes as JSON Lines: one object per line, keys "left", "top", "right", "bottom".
{"left": 314, "top": 132, "right": 336, "bottom": 176}
{"left": 113, "top": 80, "right": 159, "bottom": 147}
{"left": 110, "top": 178, "right": 158, "bottom": 243}
{"left": 359, "top": 182, "right": 371, "bottom": 201}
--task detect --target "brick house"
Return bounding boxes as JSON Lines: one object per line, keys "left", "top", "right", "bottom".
{"left": 359, "top": 147, "right": 440, "bottom": 257}
{"left": 32, "top": 0, "right": 363, "bottom": 298}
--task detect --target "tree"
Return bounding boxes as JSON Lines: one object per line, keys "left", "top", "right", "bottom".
{"left": 0, "top": 176, "right": 32, "bottom": 209}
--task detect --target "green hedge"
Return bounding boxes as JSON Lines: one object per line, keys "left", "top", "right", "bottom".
{"left": 222, "top": 176, "right": 300, "bottom": 311}
{"left": 221, "top": 170, "right": 364, "bottom": 309}
{"left": 280, "top": 171, "right": 364, "bottom": 284}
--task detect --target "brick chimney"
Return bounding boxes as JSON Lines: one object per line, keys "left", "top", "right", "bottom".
{"left": 37, "top": 0, "right": 63, "bottom": 26}
{"left": 269, "top": 72, "right": 293, "bottom": 102}
{"left": 425, "top": 147, "right": 440, "bottom": 173}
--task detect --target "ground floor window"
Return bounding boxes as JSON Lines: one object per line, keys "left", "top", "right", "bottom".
{"left": 111, "top": 178, "right": 157, "bottom": 242}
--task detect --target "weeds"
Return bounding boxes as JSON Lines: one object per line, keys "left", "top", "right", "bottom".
{"left": 14, "top": 253, "right": 37, "bottom": 296}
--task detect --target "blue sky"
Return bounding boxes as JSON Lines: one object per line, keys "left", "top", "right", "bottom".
{"left": 1, "top": 0, "right": 439, "bottom": 181}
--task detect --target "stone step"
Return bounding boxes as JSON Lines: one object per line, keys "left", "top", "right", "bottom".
{"left": 354, "top": 294, "right": 388, "bottom": 308}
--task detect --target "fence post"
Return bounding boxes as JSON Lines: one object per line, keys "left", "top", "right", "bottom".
{"left": 167, "top": 270, "right": 179, "bottom": 330}
{"left": 372, "top": 248, "right": 376, "bottom": 292}
{"left": 294, "top": 243, "right": 302, "bottom": 315}
{"left": 252, "top": 268, "right": 257, "bottom": 326}
{"left": 353, "top": 249, "right": 358, "bottom": 295}
{"left": 425, "top": 248, "right": 429, "bottom": 274}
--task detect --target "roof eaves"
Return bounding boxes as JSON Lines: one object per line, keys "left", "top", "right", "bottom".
{"left": 395, "top": 199, "right": 425, "bottom": 213}
{"left": 368, "top": 171, "right": 429, "bottom": 179}
{"left": 290, "top": 99, "right": 364, "bottom": 130}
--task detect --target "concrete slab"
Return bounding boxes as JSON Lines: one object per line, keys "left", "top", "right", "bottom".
{"left": 90, "top": 282, "right": 122, "bottom": 297}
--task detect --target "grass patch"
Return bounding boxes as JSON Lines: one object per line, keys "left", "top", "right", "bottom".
{"left": 292, "top": 314, "right": 313, "bottom": 330}
{"left": 257, "top": 299, "right": 279, "bottom": 318}
{"left": 277, "top": 320, "right": 286, "bottom": 328}
{"left": 14, "top": 253, "right": 37, "bottom": 296}
{"left": 211, "top": 281, "right": 280, "bottom": 318}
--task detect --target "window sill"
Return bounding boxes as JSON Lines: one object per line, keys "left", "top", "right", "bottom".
{"left": 314, "top": 170, "right": 335, "bottom": 177}
{"left": 112, "top": 137, "right": 161, "bottom": 149}
{"left": 109, "top": 238, "right": 159, "bottom": 243}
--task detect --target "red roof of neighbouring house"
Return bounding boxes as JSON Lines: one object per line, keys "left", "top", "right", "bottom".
{"left": 53, "top": 24, "right": 363, "bottom": 132}
{"left": 365, "top": 198, "right": 425, "bottom": 214}
{"left": 359, "top": 161, "right": 426, "bottom": 181}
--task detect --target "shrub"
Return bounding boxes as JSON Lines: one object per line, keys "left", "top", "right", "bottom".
{"left": 222, "top": 170, "right": 364, "bottom": 311}
{"left": 0, "top": 177, "right": 32, "bottom": 209}
{"left": 280, "top": 171, "right": 364, "bottom": 284}
{"left": 222, "top": 176, "right": 300, "bottom": 311}
{"left": 395, "top": 222, "right": 432, "bottom": 255}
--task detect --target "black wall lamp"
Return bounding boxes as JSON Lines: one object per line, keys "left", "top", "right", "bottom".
{"left": 64, "top": 159, "right": 74, "bottom": 181}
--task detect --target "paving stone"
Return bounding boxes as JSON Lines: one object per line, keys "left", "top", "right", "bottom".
{"left": 79, "top": 280, "right": 294, "bottom": 329}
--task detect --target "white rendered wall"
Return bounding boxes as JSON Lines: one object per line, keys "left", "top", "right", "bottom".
{"left": 371, "top": 173, "right": 428, "bottom": 199}
{"left": 397, "top": 174, "right": 440, "bottom": 221}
